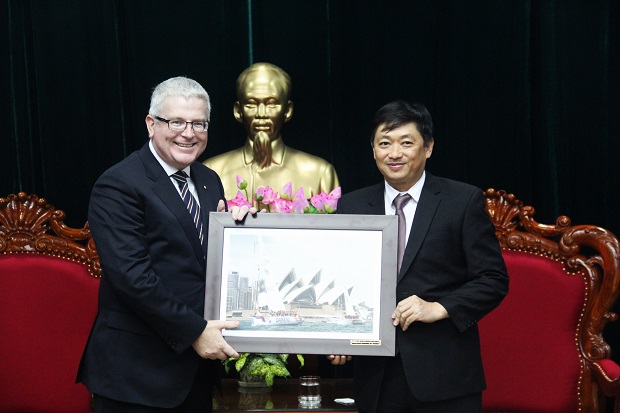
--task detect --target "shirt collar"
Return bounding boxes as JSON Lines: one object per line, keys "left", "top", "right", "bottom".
{"left": 149, "top": 140, "right": 191, "bottom": 177}
{"left": 385, "top": 171, "right": 426, "bottom": 204}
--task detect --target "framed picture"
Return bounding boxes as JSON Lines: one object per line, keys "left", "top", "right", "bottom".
{"left": 204, "top": 212, "right": 398, "bottom": 356}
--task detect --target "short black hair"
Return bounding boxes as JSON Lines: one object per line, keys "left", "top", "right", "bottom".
{"left": 370, "top": 100, "right": 433, "bottom": 145}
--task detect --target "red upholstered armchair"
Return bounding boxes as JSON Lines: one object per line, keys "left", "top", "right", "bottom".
{"left": 480, "top": 189, "right": 620, "bottom": 413}
{"left": 0, "top": 193, "right": 100, "bottom": 413}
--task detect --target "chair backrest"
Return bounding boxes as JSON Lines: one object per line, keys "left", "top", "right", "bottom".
{"left": 480, "top": 189, "right": 620, "bottom": 412}
{"left": 0, "top": 192, "right": 100, "bottom": 413}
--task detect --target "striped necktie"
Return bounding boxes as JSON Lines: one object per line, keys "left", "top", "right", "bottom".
{"left": 171, "top": 170, "right": 204, "bottom": 245}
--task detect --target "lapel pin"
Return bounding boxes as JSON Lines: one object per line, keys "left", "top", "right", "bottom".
{"left": 203, "top": 185, "right": 207, "bottom": 189}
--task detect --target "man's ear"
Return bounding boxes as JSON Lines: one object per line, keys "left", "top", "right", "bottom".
{"left": 425, "top": 138, "right": 435, "bottom": 158}
{"left": 145, "top": 115, "right": 155, "bottom": 138}
{"left": 284, "top": 100, "right": 294, "bottom": 123}
{"left": 233, "top": 101, "right": 243, "bottom": 123}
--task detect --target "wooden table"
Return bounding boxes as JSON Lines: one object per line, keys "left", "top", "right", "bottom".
{"left": 213, "top": 378, "right": 356, "bottom": 412}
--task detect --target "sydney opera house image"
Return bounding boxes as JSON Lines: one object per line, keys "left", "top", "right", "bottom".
{"left": 224, "top": 267, "right": 374, "bottom": 330}
{"left": 219, "top": 230, "right": 383, "bottom": 332}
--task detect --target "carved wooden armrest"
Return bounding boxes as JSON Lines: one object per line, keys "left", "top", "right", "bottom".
{"left": 593, "top": 359, "right": 620, "bottom": 411}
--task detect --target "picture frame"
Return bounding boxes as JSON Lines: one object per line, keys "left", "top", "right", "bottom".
{"left": 204, "top": 212, "right": 398, "bottom": 356}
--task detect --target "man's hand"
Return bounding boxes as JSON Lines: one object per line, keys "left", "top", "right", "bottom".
{"left": 192, "top": 320, "right": 240, "bottom": 360}
{"left": 392, "top": 295, "right": 448, "bottom": 331}
{"left": 231, "top": 204, "right": 259, "bottom": 221}
{"left": 217, "top": 199, "right": 260, "bottom": 221}
{"left": 326, "top": 355, "right": 352, "bottom": 365}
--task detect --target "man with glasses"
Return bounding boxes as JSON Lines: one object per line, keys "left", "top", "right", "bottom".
{"left": 77, "top": 76, "right": 253, "bottom": 412}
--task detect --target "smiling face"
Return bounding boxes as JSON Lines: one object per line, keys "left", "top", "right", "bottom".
{"left": 146, "top": 95, "right": 209, "bottom": 170}
{"left": 372, "top": 122, "right": 434, "bottom": 192}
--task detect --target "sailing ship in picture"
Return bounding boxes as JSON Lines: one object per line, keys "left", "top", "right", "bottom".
{"left": 251, "top": 309, "right": 304, "bottom": 326}
{"left": 249, "top": 236, "right": 305, "bottom": 326}
{"left": 327, "top": 288, "right": 367, "bottom": 325}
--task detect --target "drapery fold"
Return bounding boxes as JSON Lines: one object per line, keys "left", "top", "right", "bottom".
{"left": 1, "top": 0, "right": 617, "bottom": 236}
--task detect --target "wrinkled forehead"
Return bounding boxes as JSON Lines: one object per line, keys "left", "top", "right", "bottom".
{"left": 160, "top": 95, "right": 209, "bottom": 118}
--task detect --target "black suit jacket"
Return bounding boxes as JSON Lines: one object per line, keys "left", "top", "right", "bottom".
{"left": 77, "top": 143, "right": 226, "bottom": 407}
{"left": 337, "top": 173, "right": 508, "bottom": 409}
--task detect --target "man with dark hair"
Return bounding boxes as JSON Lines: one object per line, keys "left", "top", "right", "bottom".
{"left": 330, "top": 100, "right": 508, "bottom": 412}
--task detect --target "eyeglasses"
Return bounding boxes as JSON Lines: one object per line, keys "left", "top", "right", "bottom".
{"left": 154, "top": 115, "right": 209, "bottom": 132}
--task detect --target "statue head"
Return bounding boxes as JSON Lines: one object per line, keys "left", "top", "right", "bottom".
{"left": 233, "top": 63, "right": 294, "bottom": 167}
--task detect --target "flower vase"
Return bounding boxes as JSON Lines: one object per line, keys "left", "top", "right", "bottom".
{"left": 237, "top": 373, "right": 272, "bottom": 393}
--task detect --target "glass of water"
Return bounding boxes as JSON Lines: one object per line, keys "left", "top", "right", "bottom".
{"left": 298, "top": 375, "right": 321, "bottom": 408}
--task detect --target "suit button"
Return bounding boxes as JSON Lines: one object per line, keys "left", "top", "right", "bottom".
{"left": 164, "top": 337, "right": 176, "bottom": 348}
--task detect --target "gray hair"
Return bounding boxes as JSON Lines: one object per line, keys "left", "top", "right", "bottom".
{"left": 148, "top": 76, "right": 211, "bottom": 120}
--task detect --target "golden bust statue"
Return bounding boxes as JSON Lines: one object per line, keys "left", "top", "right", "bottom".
{"left": 203, "top": 63, "right": 340, "bottom": 204}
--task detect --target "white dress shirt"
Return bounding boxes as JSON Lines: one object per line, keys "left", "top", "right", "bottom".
{"left": 383, "top": 171, "right": 426, "bottom": 247}
{"left": 149, "top": 140, "right": 201, "bottom": 205}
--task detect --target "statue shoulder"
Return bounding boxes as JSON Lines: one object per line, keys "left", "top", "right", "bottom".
{"left": 283, "top": 145, "right": 335, "bottom": 167}
{"left": 282, "top": 145, "right": 340, "bottom": 190}
{"left": 203, "top": 147, "right": 244, "bottom": 170}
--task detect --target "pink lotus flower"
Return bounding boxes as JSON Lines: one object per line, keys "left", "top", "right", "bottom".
{"left": 230, "top": 177, "right": 340, "bottom": 214}
{"left": 324, "top": 187, "right": 341, "bottom": 213}
{"left": 236, "top": 175, "right": 248, "bottom": 190}
{"left": 280, "top": 182, "right": 293, "bottom": 200}
{"left": 291, "top": 188, "right": 309, "bottom": 213}
{"left": 310, "top": 193, "right": 327, "bottom": 212}
{"left": 293, "top": 187, "right": 306, "bottom": 201}
{"left": 227, "top": 190, "right": 252, "bottom": 209}
{"left": 291, "top": 199, "right": 308, "bottom": 213}
{"left": 329, "top": 187, "right": 342, "bottom": 199}
{"left": 255, "top": 186, "right": 277, "bottom": 205}
{"left": 311, "top": 187, "right": 341, "bottom": 213}
{"left": 273, "top": 197, "right": 293, "bottom": 213}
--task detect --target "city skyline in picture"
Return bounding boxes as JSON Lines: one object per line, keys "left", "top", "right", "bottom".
{"left": 221, "top": 227, "right": 382, "bottom": 307}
